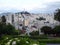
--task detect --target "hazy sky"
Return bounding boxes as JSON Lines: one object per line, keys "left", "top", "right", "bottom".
{"left": 0, "top": 0, "right": 60, "bottom": 13}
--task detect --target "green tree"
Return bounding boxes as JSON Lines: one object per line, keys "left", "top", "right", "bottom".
{"left": 6, "top": 23, "right": 15, "bottom": 35}
{"left": 41, "top": 26, "right": 52, "bottom": 34}
{"left": 1, "top": 15, "right": 6, "bottom": 24}
{"left": 0, "top": 22, "right": 7, "bottom": 37}
{"left": 0, "top": 23, "right": 19, "bottom": 36}
{"left": 54, "top": 9, "right": 60, "bottom": 22}
{"left": 53, "top": 25, "right": 60, "bottom": 36}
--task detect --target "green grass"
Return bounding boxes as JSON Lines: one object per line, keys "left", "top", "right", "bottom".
{"left": 0, "top": 35, "right": 60, "bottom": 45}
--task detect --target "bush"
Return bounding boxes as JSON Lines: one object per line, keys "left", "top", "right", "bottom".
{"left": 0, "top": 36, "right": 40, "bottom": 45}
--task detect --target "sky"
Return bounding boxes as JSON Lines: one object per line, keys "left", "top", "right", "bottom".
{"left": 0, "top": 0, "right": 60, "bottom": 13}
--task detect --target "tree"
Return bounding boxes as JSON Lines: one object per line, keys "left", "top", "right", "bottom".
{"left": 0, "top": 22, "right": 7, "bottom": 37}
{"left": 1, "top": 15, "right": 6, "bottom": 24}
{"left": 41, "top": 26, "right": 52, "bottom": 34}
{"left": 54, "top": 9, "right": 60, "bottom": 22}
{"left": 6, "top": 23, "right": 15, "bottom": 35}
{"left": 0, "top": 22, "right": 19, "bottom": 36}
{"left": 53, "top": 25, "right": 60, "bottom": 36}
{"left": 54, "top": 8, "right": 60, "bottom": 36}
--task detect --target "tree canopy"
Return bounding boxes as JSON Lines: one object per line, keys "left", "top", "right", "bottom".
{"left": 41, "top": 26, "right": 52, "bottom": 34}
{"left": 0, "top": 23, "right": 20, "bottom": 36}
{"left": 54, "top": 8, "right": 60, "bottom": 22}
